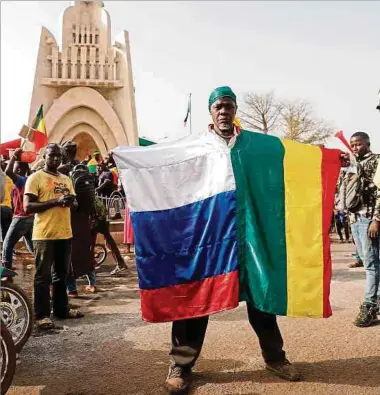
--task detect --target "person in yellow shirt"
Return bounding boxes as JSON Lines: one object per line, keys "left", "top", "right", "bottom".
{"left": 0, "top": 159, "right": 14, "bottom": 241}
{"left": 87, "top": 151, "right": 101, "bottom": 174}
{"left": 24, "top": 143, "right": 83, "bottom": 329}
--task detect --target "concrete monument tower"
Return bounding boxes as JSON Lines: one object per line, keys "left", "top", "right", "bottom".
{"left": 28, "top": 0, "right": 138, "bottom": 159}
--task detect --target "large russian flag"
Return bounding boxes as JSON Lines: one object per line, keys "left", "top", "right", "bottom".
{"left": 113, "top": 130, "right": 341, "bottom": 323}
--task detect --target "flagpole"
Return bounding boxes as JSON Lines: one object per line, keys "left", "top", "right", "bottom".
{"left": 189, "top": 93, "right": 192, "bottom": 135}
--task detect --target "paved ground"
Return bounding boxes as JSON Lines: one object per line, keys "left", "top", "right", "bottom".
{"left": 8, "top": 242, "right": 380, "bottom": 395}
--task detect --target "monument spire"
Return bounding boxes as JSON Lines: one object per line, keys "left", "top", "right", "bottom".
{"left": 28, "top": 0, "right": 138, "bottom": 159}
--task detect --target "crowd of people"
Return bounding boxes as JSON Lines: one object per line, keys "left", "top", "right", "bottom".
{"left": 1, "top": 88, "right": 379, "bottom": 395}
{"left": 0, "top": 142, "right": 131, "bottom": 330}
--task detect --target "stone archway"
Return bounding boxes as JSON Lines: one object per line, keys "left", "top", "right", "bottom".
{"left": 60, "top": 123, "right": 109, "bottom": 160}
{"left": 48, "top": 105, "right": 117, "bottom": 158}
{"left": 45, "top": 87, "right": 128, "bottom": 146}
{"left": 72, "top": 133, "right": 98, "bottom": 161}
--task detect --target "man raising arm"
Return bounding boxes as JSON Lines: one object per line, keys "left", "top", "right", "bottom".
{"left": 2, "top": 148, "right": 34, "bottom": 269}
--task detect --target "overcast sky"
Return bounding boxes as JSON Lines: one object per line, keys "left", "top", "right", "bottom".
{"left": 1, "top": 1, "right": 379, "bottom": 150}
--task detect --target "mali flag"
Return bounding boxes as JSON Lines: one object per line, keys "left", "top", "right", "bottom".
{"left": 113, "top": 130, "right": 341, "bottom": 323}
{"left": 31, "top": 105, "right": 48, "bottom": 152}
{"left": 87, "top": 158, "right": 98, "bottom": 174}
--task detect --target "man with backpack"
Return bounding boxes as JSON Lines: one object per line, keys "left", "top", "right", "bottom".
{"left": 59, "top": 143, "right": 96, "bottom": 296}
{"left": 66, "top": 164, "right": 98, "bottom": 295}
{"left": 58, "top": 141, "right": 80, "bottom": 176}
{"left": 344, "top": 132, "right": 380, "bottom": 327}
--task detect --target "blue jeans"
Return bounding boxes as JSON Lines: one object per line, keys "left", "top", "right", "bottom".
{"left": 351, "top": 217, "right": 380, "bottom": 306}
{"left": 67, "top": 270, "right": 96, "bottom": 293}
{"left": 2, "top": 216, "right": 34, "bottom": 269}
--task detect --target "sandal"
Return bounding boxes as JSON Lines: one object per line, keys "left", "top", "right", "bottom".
{"left": 36, "top": 317, "right": 54, "bottom": 330}
{"left": 85, "top": 285, "right": 96, "bottom": 294}
{"left": 348, "top": 261, "right": 364, "bottom": 268}
{"left": 66, "top": 309, "right": 84, "bottom": 319}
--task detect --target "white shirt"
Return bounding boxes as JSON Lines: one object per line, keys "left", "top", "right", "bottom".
{"left": 207, "top": 124, "right": 241, "bottom": 149}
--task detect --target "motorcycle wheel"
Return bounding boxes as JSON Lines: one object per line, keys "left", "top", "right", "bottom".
{"left": 1, "top": 323, "right": 16, "bottom": 395}
{"left": 94, "top": 244, "right": 107, "bottom": 266}
{"left": 1, "top": 282, "right": 33, "bottom": 353}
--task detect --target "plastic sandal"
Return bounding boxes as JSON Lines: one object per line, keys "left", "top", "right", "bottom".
{"left": 66, "top": 309, "right": 84, "bottom": 319}
{"left": 36, "top": 317, "right": 54, "bottom": 330}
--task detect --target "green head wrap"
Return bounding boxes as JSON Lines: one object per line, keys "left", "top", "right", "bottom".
{"left": 208, "top": 86, "right": 237, "bottom": 111}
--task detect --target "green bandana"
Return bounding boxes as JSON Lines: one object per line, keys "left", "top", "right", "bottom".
{"left": 208, "top": 86, "right": 236, "bottom": 110}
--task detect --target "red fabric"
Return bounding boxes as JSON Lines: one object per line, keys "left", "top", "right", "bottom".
{"left": 123, "top": 205, "right": 134, "bottom": 244}
{"left": 12, "top": 177, "right": 33, "bottom": 218}
{"left": 112, "top": 171, "right": 118, "bottom": 186}
{"left": 140, "top": 270, "right": 239, "bottom": 323}
{"left": 33, "top": 131, "right": 48, "bottom": 153}
{"left": 0, "top": 139, "right": 22, "bottom": 158}
{"left": 320, "top": 148, "right": 342, "bottom": 318}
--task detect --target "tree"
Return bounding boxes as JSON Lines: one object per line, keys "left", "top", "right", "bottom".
{"left": 238, "top": 92, "right": 283, "bottom": 134}
{"left": 279, "top": 100, "right": 333, "bottom": 144}
{"left": 239, "top": 91, "right": 333, "bottom": 144}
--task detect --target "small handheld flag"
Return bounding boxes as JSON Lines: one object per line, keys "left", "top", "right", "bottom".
{"left": 31, "top": 105, "right": 48, "bottom": 153}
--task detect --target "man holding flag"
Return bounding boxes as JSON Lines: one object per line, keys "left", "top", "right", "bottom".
{"left": 164, "top": 87, "right": 300, "bottom": 394}
{"left": 113, "top": 87, "right": 346, "bottom": 395}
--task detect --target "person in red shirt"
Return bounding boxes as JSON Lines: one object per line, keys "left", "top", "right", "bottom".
{"left": 2, "top": 148, "right": 34, "bottom": 269}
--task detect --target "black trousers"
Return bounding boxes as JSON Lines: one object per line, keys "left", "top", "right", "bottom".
{"left": 0, "top": 206, "right": 13, "bottom": 241}
{"left": 170, "top": 303, "right": 285, "bottom": 368}
{"left": 335, "top": 215, "right": 350, "bottom": 241}
{"left": 92, "top": 220, "right": 125, "bottom": 267}
{"left": 34, "top": 239, "right": 71, "bottom": 320}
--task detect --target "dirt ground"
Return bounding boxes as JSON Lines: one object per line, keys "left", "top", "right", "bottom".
{"left": 7, "top": 242, "right": 380, "bottom": 395}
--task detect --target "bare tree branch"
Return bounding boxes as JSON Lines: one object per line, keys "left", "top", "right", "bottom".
{"left": 278, "top": 100, "right": 333, "bottom": 144}
{"left": 238, "top": 91, "right": 333, "bottom": 144}
{"left": 238, "top": 92, "right": 283, "bottom": 134}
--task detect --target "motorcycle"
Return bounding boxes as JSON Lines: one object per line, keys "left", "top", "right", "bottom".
{"left": 0, "top": 267, "right": 33, "bottom": 353}
{"left": 1, "top": 322, "right": 16, "bottom": 395}
{"left": 94, "top": 243, "right": 107, "bottom": 267}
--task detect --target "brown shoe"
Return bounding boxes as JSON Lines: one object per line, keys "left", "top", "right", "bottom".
{"left": 348, "top": 260, "right": 364, "bottom": 268}
{"left": 266, "top": 359, "right": 301, "bottom": 381}
{"left": 354, "top": 303, "right": 378, "bottom": 327}
{"left": 165, "top": 364, "right": 191, "bottom": 394}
